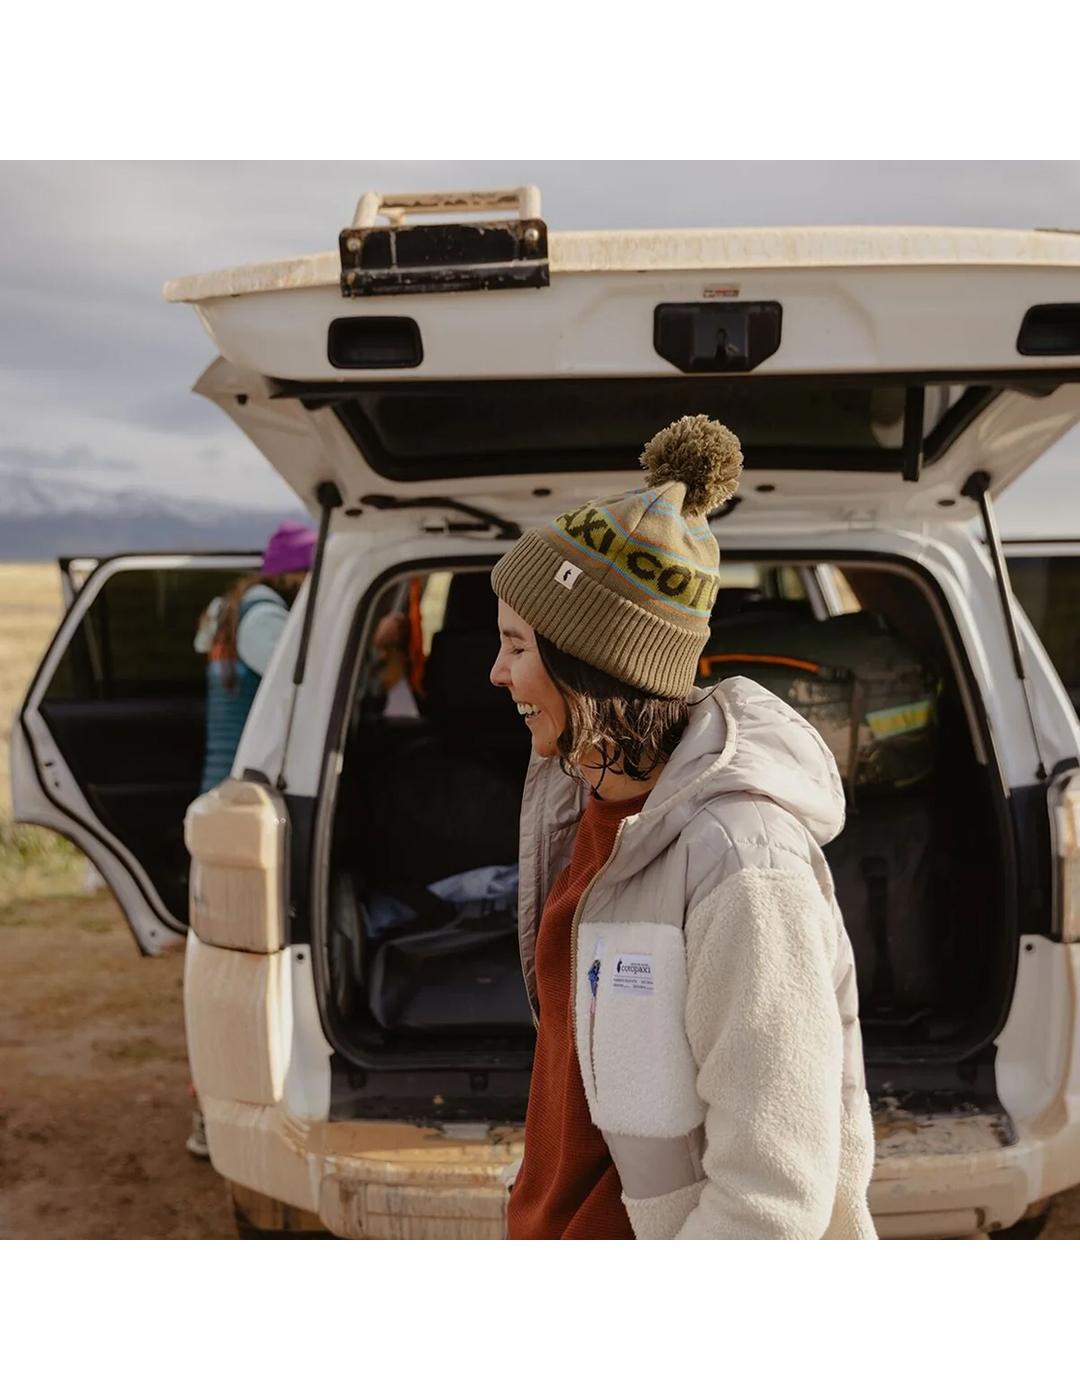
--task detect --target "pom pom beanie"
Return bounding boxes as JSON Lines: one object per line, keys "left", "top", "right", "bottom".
{"left": 491, "top": 415, "right": 743, "bottom": 698}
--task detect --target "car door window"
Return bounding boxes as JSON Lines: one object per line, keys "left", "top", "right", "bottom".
{"left": 46, "top": 566, "right": 246, "bottom": 704}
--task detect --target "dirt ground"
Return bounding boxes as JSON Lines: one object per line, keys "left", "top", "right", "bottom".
{"left": 0, "top": 889, "right": 235, "bottom": 1239}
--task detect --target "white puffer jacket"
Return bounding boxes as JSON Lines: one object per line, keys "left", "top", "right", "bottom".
{"left": 516, "top": 677, "right": 877, "bottom": 1239}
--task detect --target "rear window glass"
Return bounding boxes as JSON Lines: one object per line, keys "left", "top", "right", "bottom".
{"left": 1008, "top": 554, "right": 1080, "bottom": 710}
{"left": 315, "top": 378, "right": 980, "bottom": 482}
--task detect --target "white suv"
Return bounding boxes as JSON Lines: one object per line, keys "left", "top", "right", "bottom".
{"left": 13, "top": 187, "right": 1080, "bottom": 1239}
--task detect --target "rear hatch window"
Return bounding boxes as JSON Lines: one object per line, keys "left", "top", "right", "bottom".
{"left": 284, "top": 377, "right": 982, "bottom": 483}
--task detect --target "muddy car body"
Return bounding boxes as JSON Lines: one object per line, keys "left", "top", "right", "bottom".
{"left": 13, "top": 188, "right": 1080, "bottom": 1238}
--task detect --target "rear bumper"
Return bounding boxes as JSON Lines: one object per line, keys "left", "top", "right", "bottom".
{"left": 201, "top": 1097, "right": 1080, "bottom": 1240}
{"left": 870, "top": 1113, "right": 1080, "bottom": 1237}
{"left": 319, "top": 1172, "right": 509, "bottom": 1240}
{"left": 870, "top": 1159, "right": 1030, "bottom": 1238}
{"left": 201, "top": 1096, "right": 521, "bottom": 1240}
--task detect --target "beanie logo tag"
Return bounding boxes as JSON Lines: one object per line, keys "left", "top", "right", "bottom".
{"left": 555, "top": 560, "right": 582, "bottom": 591}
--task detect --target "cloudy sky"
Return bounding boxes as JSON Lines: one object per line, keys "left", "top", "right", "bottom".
{"left": 3, "top": 160, "right": 1080, "bottom": 531}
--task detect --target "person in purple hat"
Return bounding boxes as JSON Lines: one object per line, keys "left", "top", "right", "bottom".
{"left": 186, "top": 521, "right": 316, "bottom": 1159}
{"left": 194, "top": 519, "right": 317, "bottom": 796}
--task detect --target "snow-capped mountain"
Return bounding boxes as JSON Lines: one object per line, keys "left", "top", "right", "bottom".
{"left": 1, "top": 469, "right": 307, "bottom": 559}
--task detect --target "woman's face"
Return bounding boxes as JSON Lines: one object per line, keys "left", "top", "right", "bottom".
{"left": 490, "top": 601, "right": 567, "bottom": 758}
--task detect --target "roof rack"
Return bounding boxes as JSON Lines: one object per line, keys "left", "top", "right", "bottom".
{"left": 338, "top": 185, "right": 549, "bottom": 298}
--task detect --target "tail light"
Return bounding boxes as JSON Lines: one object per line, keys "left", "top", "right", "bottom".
{"left": 184, "top": 779, "right": 287, "bottom": 953}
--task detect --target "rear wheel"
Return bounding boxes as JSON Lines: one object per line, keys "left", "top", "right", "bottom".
{"left": 989, "top": 1201, "right": 1051, "bottom": 1239}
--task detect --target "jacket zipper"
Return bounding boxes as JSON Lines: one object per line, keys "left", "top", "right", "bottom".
{"left": 570, "top": 819, "right": 628, "bottom": 1095}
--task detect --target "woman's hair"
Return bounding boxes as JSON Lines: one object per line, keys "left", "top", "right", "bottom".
{"left": 212, "top": 572, "right": 303, "bottom": 688}
{"left": 535, "top": 633, "right": 690, "bottom": 791}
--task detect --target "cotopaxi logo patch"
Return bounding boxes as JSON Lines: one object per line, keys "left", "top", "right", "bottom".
{"left": 611, "top": 953, "right": 654, "bottom": 996}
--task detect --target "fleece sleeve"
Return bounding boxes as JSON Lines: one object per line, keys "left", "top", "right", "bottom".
{"left": 675, "top": 866, "right": 844, "bottom": 1240}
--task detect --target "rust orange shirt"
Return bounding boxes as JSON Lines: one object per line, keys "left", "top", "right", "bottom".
{"left": 507, "top": 790, "right": 649, "bottom": 1240}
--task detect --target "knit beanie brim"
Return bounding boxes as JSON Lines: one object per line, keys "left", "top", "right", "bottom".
{"left": 490, "top": 530, "right": 708, "bottom": 698}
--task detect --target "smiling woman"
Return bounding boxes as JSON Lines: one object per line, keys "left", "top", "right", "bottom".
{"left": 487, "top": 416, "right": 877, "bottom": 1240}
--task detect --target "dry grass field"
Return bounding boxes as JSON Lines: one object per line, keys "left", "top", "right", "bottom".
{"left": 0, "top": 565, "right": 64, "bottom": 812}
{"left": 2, "top": 560, "right": 1080, "bottom": 1238}
{"left": 0, "top": 564, "right": 84, "bottom": 902}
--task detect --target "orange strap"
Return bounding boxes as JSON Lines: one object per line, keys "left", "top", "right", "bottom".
{"left": 700, "top": 651, "right": 823, "bottom": 675}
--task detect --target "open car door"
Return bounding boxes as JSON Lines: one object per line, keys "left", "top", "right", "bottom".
{"left": 11, "top": 554, "right": 259, "bottom": 953}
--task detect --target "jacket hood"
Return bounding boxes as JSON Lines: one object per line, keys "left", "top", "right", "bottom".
{"left": 608, "top": 676, "right": 846, "bottom": 880}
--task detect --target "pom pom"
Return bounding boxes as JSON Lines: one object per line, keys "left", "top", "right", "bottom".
{"left": 639, "top": 415, "right": 743, "bottom": 515}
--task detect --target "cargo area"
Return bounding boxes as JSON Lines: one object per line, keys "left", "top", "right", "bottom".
{"left": 321, "top": 554, "right": 1015, "bottom": 1116}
